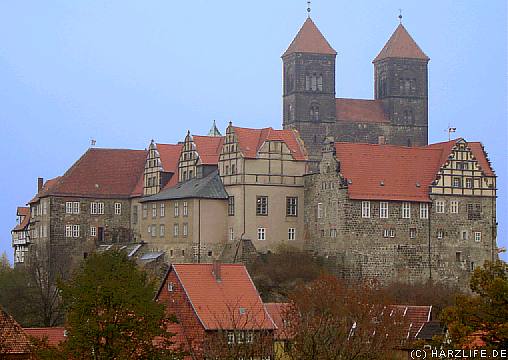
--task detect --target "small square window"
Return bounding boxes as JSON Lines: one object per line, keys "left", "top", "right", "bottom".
{"left": 256, "top": 196, "right": 268, "bottom": 216}
{"left": 288, "top": 228, "right": 296, "bottom": 241}
{"left": 257, "top": 228, "right": 266, "bottom": 241}
{"left": 409, "top": 228, "right": 417, "bottom": 239}
{"left": 115, "top": 202, "right": 122, "bottom": 215}
{"left": 474, "top": 231, "right": 481, "bottom": 242}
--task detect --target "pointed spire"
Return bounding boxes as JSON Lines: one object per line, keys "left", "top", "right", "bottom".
{"left": 373, "top": 24, "right": 429, "bottom": 63}
{"left": 282, "top": 17, "right": 336, "bottom": 57}
{"left": 208, "top": 120, "right": 222, "bottom": 137}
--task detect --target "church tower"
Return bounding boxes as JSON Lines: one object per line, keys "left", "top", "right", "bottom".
{"left": 373, "top": 23, "right": 430, "bottom": 146}
{"left": 282, "top": 17, "right": 337, "bottom": 164}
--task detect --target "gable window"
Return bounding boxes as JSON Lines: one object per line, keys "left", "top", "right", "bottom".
{"left": 183, "top": 201, "right": 188, "bottom": 217}
{"left": 288, "top": 228, "right": 296, "bottom": 241}
{"left": 160, "top": 203, "right": 165, "bottom": 217}
{"left": 465, "top": 178, "right": 473, "bottom": 189}
{"left": 231, "top": 164, "right": 236, "bottom": 175}
{"left": 450, "top": 201, "right": 459, "bottom": 214}
{"left": 420, "top": 203, "right": 429, "bottom": 219}
{"left": 435, "top": 200, "right": 445, "bottom": 214}
{"left": 257, "top": 228, "right": 266, "bottom": 241}
{"left": 115, "top": 203, "right": 122, "bottom": 215}
{"left": 174, "top": 202, "right": 179, "bottom": 217}
{"left": 256, "top": 196, "right": 268, "bottom": 216}
{"left": 228, "top": 196, "right": 235, "bottom": 216}
{"left": 361, "top": 201, "right": 371, "bottom": 218}
{"left": 286, "top": 197, "right": 298, "bottom": 217}
{"left": 379, "top": 202, "right": 389, "bottom": 219}
{"left": 402, "top": 202, "right": 411, "bottom": 219}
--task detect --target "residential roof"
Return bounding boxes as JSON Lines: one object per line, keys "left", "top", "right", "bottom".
{"left": 28, "top": 177, "right": 61, "bottom": 204}
{"left": 24, "top": 327, "right": 66, "bottom": 347}
{"left": 264, "top": 303, "right": 292, "bottom": 340}
{"left": 373, "top": 24, "right": 429, "bottom": 62}
{"left": 31, "top": 148, "right": 147, "bottom": 200}
{"left": 283, "top": 17, "right": 336, "bottom": 57}
{"left": 0, "top": 308, "right": 32, "bottom": 355}
{"left": 13, "top": 207, "right": 30, "bottom": 232}
{"left": 193, "top": 135, "right": 225, "bottom": 165}
{"left": 233, "top": 126, "right": 307, "bottom": 161}
{"left": 336, "top": 98, "right": 389, "bottom": 123}
{"left": 415, "top": 320, "right": 445, "bottom": 340}
{"left": 388, "top": 305, "right": 432, "bottom": 340}
{"left": 163, "top": 263, "right": 276, "bottom": 331}
{"left": 140, "top": 170, "right": 228, "bottom": 202}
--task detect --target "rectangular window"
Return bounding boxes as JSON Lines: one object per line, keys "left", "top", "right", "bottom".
{"left": 402, "top": 202, "right": 411, "bottom": 219}
{"left": 66, "top": 202, "right": 73, "bottom": 214}
{"left": 379, "top": 202, "right": 388, "bottom": 219}
{"left": 456, "top": 252, "right": 462, "bottom": 262}
{"left": 286, "top": 197, "right": 298, "bottom": 217}
{"left": 65, "top": 225, "right": 71, "bottom": 237}
{"left": 461, "top": 230, "right": 468, "bottom": 241}
{"left": 227, "top": 332, "right": 235, "bottom": 345}
{"left": 114, "top": 202, "right": 121, "bottom": 215}
{"left": 361, "top": 201, "right": 371, "bottom": 218}
{"left": 420, "top": 203, "right": 429, "bottom": 219}
{"left": 42, "top": 201, "right": 48, "bottom": 215}
{"left": 435, "top": 200, "right": 445, "bottom": 213}
{"left": 389, "top": 229, "right": 395, "bottom": 238}
{"left": 409, "top": 228, "right": 417, "bottom": 239}
{"left": 160, "top": 224, "right": 165, "bottom": 237}
{"left": 288, "top": 228, "right": 296, "bottom": 241}
{"left": 257, "top": 228, "right": 266, "bottom": 241}
{"left": 465, "top": 178, "right": 473, "bottom": 189}
{"left": 474, "top": 231, "right": 481, "bottom": 242}
{"left": 174, "top": 202, "right": 179, "bottom": 217}
{"left": 151, "top": 225, "right": 156, "bottom": 237}
{"left": 160, "top": 203, "right": 165, "bottom": 217}
{"left": 72, "top": 201, "right": 79, "bottom": 214}
{"left": 437, "top": 230, "right": 444, "bottom": 239}
{"left": 152, "top": 203, "right": 157, "bottom": 218}
{"left": 72, "top": 225, "right": 80, "bottom": 238}
{"left": 147, "top": 225, "right": 151, "bottom": 235}
{"left": 228, "top": 196, "right": 235, "bottom": 216}
{"left": 133, "top": 205, "right": 138, "bottom": 224}
{"left": 98, "top": 202, "right": 104, "bottom": 215}
{"left": 450, "top": 201, "right": 459, "bottom": 214}
{"left": 256, "top": 196, "right": 268, "bottom": 216}
{"left": 173, "top": 224, "right": 179, "bottom": 237}
{"left": 142, "top": 204, "right": 148, "bottom": 219}
{"left": 231, "top": 164, "right": 236, "bottom": 175}
{"left": 330, "top": 228, "right": 337, "bottom": 238}
{"left": 183, "top": 201, "right": 188, "bottom": 217}
{"left": 183, "top": 223, "right": 188, "bottom": 237}
{"left": 452, "top": 177, "right": 462, "bottom": 188}
{"left": 229, "top": 227, "right": 234, "bottom": 241}
{"left": 467, "top": 203, "right": 481, "bottom": 220}
{"left": 90, "top": 226, "right": 97, "bottom": 237}
{"left": 317, "top": 203, "right": 323, "bottom": 219}
{"left": 383, "top": 229, "right": 390, "bottom": 238}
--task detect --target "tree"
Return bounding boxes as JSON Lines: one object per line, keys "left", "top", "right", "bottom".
{"left": 283, "top": 275, "right": 405, "bottom": 360}
{"left": 440, "top": 260, "right": 508, "bottom": 349}
{"left": 0, "top": 251, "right": 10, "bottom": 268}
{"left": 58, "top": 251, "right": 180, "bottom": 359}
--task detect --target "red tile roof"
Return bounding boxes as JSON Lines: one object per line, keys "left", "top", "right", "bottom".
{"left": 37, "top": 148, "right": 147, "bottom": 199}
{"left": 283, "top": 17, "right": 336, "bottom": 57}
{"left": 373, "top": 24, "right": 429, "bottom": 62}
{"left": 233, "top": 126, "right": 307, "bottom": 161}
{"left": 169, "top": 264, "right": 276, "bottom": 331}
{"left": 24, "top": 327, "right": 66, "bottom": 347}
{"left": 16, "top": 207, "right": 29, "bottom": 217}
{"left": 0, "top": 308, "right": 32, "bottom": 355}
{"left": 13, "top": 207, "right": 30, "bottom": 231}
{"left": 335, "top": 139, "right": 494, "bottom": 202}
{"left": 193, "top": 135, "right": 225, "bottom": 165}
{"left": 156, "top": 143, "right": 184, "bottom": 190}
{"left": 28, "top": 177, "right": 60, "bottom": 204}
{"left": 336, "top": 98, "right": 389, "bottom": 123}
{"left": 264, "top": 303, "right": 292, "bottom": 340}
{"left": 388, "top": 305, "right": 431, "bottom": 340}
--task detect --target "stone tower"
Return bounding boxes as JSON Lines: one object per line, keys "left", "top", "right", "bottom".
{"left": 282, "top": 17, "right": 337, "bottom": 163}
{"left": 373, "top": 24, "right": 430, "bottom": 146}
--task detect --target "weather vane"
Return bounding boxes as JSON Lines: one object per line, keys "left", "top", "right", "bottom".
{"left": 398, "top": 9, "right": 403, "bottom": 24}
{"left": 307, "top": 1, "right": 311, "bottom": 17}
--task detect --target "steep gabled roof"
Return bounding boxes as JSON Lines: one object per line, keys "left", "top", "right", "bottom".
{"left": 336, "top": 98, "right": 389, "bottom": 123}
{"left": 233, "top": 126, "right": 307, "bottom": 161}
{"left": 283, "top": 17, "right": 336, "bottom": 57}
{"left": 373, "top": 24, "right": 429, "bottom": 62}
{"left": 163, "top": 264, "right": 276, "bottom": 331}
{"left": 12, "top": 207, "right": 30, "bottom": 232}
{"left": 193, "top": 135, "right": 225, "bottom": 165}
{"left": 0, "top": 308, "right": 32, "bottom": 355}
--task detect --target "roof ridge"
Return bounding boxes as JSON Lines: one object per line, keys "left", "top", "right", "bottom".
{"left": 373, "top": 23, "right": 429, "bottom": 62}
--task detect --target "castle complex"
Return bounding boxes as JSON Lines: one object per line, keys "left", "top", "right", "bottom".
{"left": 12, "top": 16, "right": 498, "bottom": 289}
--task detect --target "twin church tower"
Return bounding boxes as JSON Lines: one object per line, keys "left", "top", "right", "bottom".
{"left": 281, "top": 17, "right": 430, "bottom": 164}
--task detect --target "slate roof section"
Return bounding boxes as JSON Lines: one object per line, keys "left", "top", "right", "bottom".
{"left": 283, "top": 17, "right": 336, "bottom": 57}
{"left": 167, "top": 263, "right": 276, "bottom": 330}
{"left": 140, "top": 170, "right": 228, "bottom": 202}
{"left": 373, "top": 24, "right": 429, "bottom": 62}
{"left": 336, "top": 98, "right": 389, "bottom": 123}
{"left": 193, "top": 135, "right": 225, "bottom": 165}
{"left": 233, "top": 126, "right": 307, "bottom": 161}
{"left": 0, "top": 308, "right": 32, "bottom": 355}
{"left": 24, "top": 327, "right": 66, "bottom": 347}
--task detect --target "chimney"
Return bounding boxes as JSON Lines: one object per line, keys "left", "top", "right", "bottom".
{"left": 37, "top": 177, "right": 44, "bottom": 192}
{"left": 212, "top": 259, "right": 221, "bottom": 282}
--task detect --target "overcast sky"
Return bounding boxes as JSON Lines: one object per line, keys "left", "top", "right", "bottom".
{"left": 1, "top": 0, "right": 506, "bottom": 263}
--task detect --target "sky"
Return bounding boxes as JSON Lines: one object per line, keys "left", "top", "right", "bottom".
{"left": 0, "top": 1, "right": 506, "bottom": 264}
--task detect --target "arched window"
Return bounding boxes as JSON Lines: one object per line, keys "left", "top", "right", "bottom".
{"left": 310, "top": 104, "right": 320, "bottom": 122}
